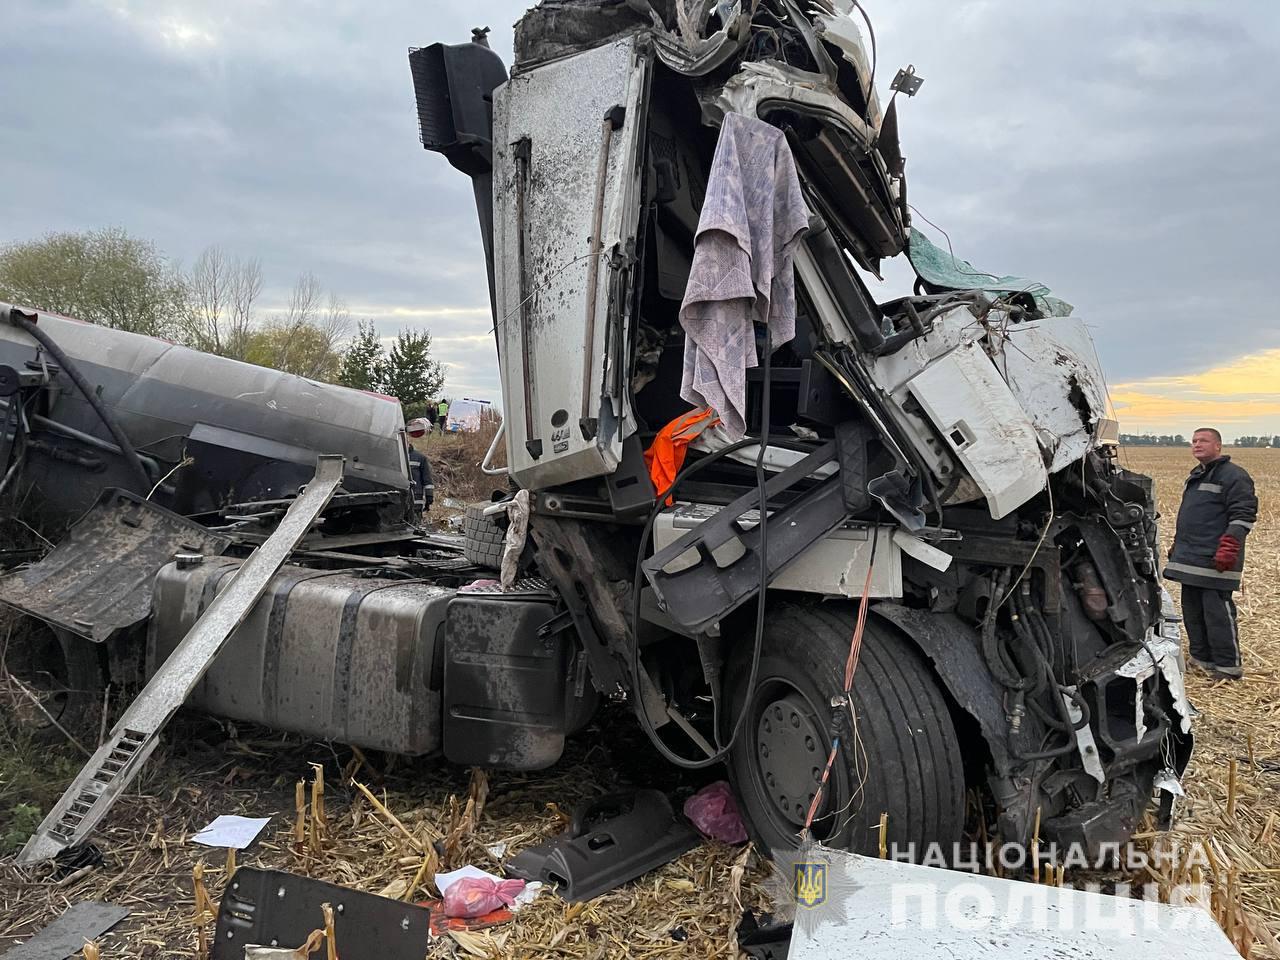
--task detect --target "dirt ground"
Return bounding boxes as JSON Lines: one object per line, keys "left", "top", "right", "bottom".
{"left": 0, "top": 446, "right": 1277, "bottom": 957}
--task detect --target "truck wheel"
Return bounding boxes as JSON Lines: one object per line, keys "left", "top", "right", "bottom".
{"left": 725, "top": 602, "right": 965, "bottom": 860}
{"left": 1, "top": 620, "right": 105, "bottom": 744}
{"left": 462, "top": 502, "right": 506, "bottom": 569}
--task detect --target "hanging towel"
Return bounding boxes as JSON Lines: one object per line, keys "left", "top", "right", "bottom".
{"left": 679, "top": 112, "right": 811, "bottom": 439}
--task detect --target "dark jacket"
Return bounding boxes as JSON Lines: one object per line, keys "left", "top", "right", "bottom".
{"left": 1163, "top": 455, "right": 1258, "bottom": 591}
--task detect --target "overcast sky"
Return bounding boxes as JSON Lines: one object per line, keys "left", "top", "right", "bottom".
{"left": 3, "top": 1, "right": 1279, "bottom": 436}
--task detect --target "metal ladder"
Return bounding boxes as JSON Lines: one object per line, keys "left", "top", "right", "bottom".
{"left": 19, "top": 456, "right": 346, "bottom": 863}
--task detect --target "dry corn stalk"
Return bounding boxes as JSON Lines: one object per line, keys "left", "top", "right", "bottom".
{"left": 468, "top": 767, "right": 489, "bottom": 822}
{"left": 193, "top": 861, "right": 217, "bottom": 960}
{"left": 309, "top": 763, "right": 327, "bottom": 853}
{"left": 81, "top": 942, "right": 101, "bottom": 960}
{"left": 405, "top": 846, "right": 440, "bottom": 901}
{"left": 1227, "top": 759, "right": 1239, "bottom": 820}
{"left": 350, "top": 778, "right": 425, "bottom": 851}
{"left": 877, "top": 813, "right": 888, "bottom": 859}
{"left": 321, "top": 903, "right": 337, "bottom": 960}
{"left": 294, "top": 779, "right": 307, "bottom": 848}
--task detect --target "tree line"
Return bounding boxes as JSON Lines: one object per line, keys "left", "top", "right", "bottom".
{"left": 1233, "top": 436, "right": 1280, "bottom": 448}
{"left": 1121, "top": 433, "right": 1280, "bottom": 448}
{"left": 1119, "top": 434, "right": 1187, "bottom": 446}
{"left": 0, "top": 227, "right": 444, "bottom": 419}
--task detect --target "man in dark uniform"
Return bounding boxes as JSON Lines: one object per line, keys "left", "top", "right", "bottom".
{"left": 1163, "top": 427, "right": 1258, "bottom": 680}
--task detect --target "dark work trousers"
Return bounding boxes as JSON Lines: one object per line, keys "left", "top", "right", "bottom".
{"left": 1180, "top": 584, "right": 1242, "bottom": 676}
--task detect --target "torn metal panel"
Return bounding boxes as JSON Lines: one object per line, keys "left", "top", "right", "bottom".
{"left": 0, "top": 488, "right": 230, "bottom": 642}
{"left": 650, "top": 0, "right": 753, "bottom": 75}
{"left": 0, "top": 902, "right": 129, "bottom": 960}
{"left": 808, "top": 0, "right": 883, "bottom": 126}
{"left": 898, "top": 339, "right": 1047, "bottom": 520}
{"left": 19, "top": 457, "right": 344, "bottom": 863}
{"left": 713, "top": 60, "right": 906, "bottom": 263}
{"left": 1117, "top": 633, "right": 1193, "bottom": 737}
{"left": 998, "top": 316, "right": 1110, "bottom": 474}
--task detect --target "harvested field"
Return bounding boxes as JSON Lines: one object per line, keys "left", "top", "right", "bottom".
{"left": 0, "top": 446, "right": 1275, "bottom": 957}
{"left": 1119, "top": 446, "right": 1280, "bottom": 956}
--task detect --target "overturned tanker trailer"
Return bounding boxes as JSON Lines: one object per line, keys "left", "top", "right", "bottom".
{"left": 3, "top": 0, "right": 1191, "bottom": 869}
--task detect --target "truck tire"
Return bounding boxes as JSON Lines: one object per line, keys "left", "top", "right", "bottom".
{"left": 463, "top": 502, "right": 506, "bottom": 570}
{"left": 2, "top": 620, "right": 105, "bottom": 744}
{"left": 724, "top": 601, "right": 965, "bottom": 860}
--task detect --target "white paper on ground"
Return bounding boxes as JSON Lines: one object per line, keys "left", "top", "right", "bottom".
{"left": 192, "top": 815, "right": 272, "bottom": 849}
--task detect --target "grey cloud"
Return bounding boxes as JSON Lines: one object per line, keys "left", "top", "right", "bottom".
{"left": 2, "top": 0, "right": 1277, "bottom": 416}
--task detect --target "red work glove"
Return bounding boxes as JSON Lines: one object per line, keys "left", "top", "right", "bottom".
{"left": 1214, "top": 535, "right": 1241, "bottom": 572}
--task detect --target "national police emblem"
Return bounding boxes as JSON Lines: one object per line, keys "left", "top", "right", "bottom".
{"left": 794, "top": 861, "right": 827, "bottom": 908}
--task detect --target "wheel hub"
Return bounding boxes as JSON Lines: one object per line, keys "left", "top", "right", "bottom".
{"left": 755, "top": 691, "right": 829, "bottom": 828}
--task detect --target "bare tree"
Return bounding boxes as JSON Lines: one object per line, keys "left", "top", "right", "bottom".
{"left": 182, "top": 246, "right": 261, "bottom": 359}
{"left": 248, "top": 274, "right": 351, "bottom": 381}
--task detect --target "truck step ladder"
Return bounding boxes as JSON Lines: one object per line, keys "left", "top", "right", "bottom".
{"left": 18, "top": 456, "right": 345, "bottom": 863}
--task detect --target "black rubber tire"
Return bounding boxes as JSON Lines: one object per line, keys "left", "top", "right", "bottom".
{"left": 2, "top": 621, "right": 105, "bottom": 743}
{"left": 724, "top": 601, "right": 965, "bottom": 860}
{"left": 462, "top": 502, "right": 506, "bottom": 569}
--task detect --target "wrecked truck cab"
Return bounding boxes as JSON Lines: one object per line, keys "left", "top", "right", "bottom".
{"left": 415, "top": 0, "right": 1192, "bottom": 866}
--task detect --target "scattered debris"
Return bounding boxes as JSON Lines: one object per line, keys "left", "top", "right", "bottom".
{"left": 505, "top": 790, "right": 701, "bottom": 902}
{"left": 191, "top": 816, "right": 272, "bottom": 850}
{"left": 440, "top": 872, "right": 526, "bottom": 919}
{"left": 0, "top": 902, "right": 128, "bottom": 960}
{"left": 211, "top": 868, "right": 432, "bottom": 960}
{"left": 683, "top": 781, "right": 748, "bottom": 845}
{"left": 737, "top": 909, "right": 792, "bottom": 960}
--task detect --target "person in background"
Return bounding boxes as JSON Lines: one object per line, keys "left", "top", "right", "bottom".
{"left": 436, "top": 397, "right": 450, "bottom": 432}
{"left": 1163, "top": 427, "right": 1258, "bottom": 680}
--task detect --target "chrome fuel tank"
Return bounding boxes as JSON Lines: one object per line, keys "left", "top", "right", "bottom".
{"left": 148, "top": 558, "right": 452, "bottom": 755}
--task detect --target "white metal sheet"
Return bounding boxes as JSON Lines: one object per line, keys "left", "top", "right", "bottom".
{"left": 789, "top": 850, "right": 1238, "bottom": 959}
{"left": 904, "top": 340, "right": 1047, "bottom": 519}
{"left": 999, "top": 316, "right": 1110, "bottom": 473}
{"left": 491, "top": 38, "right": 649, "bottom": 490}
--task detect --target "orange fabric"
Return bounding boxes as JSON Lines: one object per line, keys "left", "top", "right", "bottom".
{"left": 644, "top": 407, "right": 721, "bottom": 506}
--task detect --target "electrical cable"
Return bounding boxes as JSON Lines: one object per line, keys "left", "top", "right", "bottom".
{"left": 804, "top": 524, "right": 879, "bottom": 835}
{"left": 629, "top": 329, "right": 775, "bottom": 769}
{"left": 996, "top": 479, "right": 1055, "bottom": 613}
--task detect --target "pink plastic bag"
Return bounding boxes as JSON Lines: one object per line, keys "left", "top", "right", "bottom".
{"left": 684, "top": 781, "right": 748, "bottom": 844}
{"left": 441, "top": 876, "right": 526, "bottom": 919}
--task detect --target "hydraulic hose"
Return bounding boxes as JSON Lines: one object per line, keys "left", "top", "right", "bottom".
{"left": 6, "top": 308, "right": 152, "bottom": 494}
